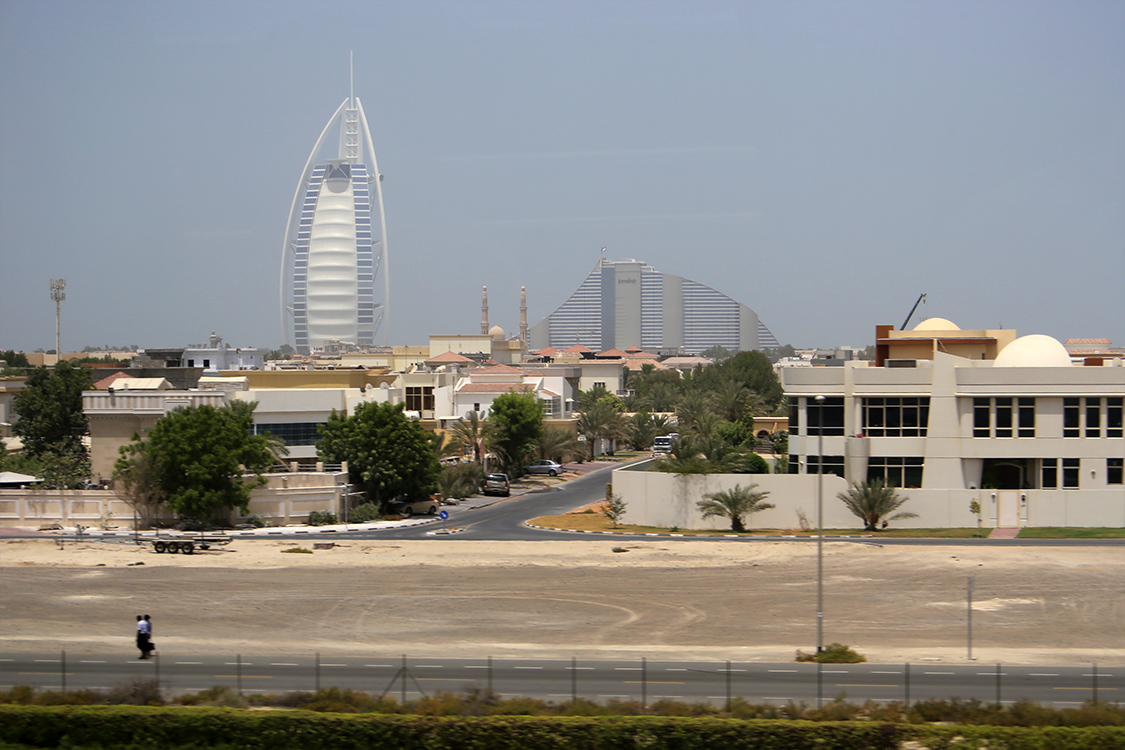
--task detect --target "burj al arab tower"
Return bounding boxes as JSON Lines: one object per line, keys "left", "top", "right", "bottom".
{"left": 281, "top": 69, "right": 388, "bottom": 353}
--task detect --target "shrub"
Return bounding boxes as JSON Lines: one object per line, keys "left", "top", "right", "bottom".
{"left": 306, "top": 510, "right": 337, "bottom": 526}
{"left": 104, "top": 678, "right": 164, "bottom": 706}
{"left": 240, "top": 514, "right": 266, "bottom": 528}
{"left": 348, "top": 502, "right": 381, "bottom": 523}
{"left": 796, "top": 643, "right": 867, "bottom": 663}
{"left": 281, "top": 547, "right": 312, "bottom": 554}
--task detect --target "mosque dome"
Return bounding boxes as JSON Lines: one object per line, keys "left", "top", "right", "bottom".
{"left": 913, "top": 317, "right": 960, "bottom": 331}
{"left": 489, "top": 325, "right": 506, "bottom": 342}
{"left": 994, "top": 334, "right": 1072, "bottom": 367}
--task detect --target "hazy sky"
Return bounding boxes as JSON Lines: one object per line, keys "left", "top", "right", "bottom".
{"left": 1, "top": 0, "right": 1122, "bottom": 353}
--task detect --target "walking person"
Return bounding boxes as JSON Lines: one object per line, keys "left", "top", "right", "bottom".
{"left": 142, "top": 614, "right": 155, "bottom": 658}
{"left": 135, "top": 615, "right": 149, "bottom": 659}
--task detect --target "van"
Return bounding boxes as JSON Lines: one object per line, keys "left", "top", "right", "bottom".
{"left": 483, "top": 473, "right": 510, "bottom": 497}
{"left": 652, "top": 433, "right": 679, "bottom": 454}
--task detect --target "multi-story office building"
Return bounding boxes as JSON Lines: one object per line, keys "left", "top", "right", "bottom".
{"left": 280, "top": 85, "right": 388, "bottom": 353}
{"left": 529, "top": 257, "right": 779, "bottom": 355}
{"left": 783, "top": 319, "right": 1124, "bottom": 528}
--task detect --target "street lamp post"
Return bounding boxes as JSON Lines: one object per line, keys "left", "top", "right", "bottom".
{"left": 815, "top": 394, "right": 826, "bottom": 658}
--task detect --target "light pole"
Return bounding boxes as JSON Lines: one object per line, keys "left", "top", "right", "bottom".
{"left": 814, "top": 394, "right": 826, "bottom": 657}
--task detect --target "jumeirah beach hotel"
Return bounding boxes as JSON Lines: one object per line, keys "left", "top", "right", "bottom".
{"left": 280, "top": 82, "right": 388, "bottom": 354}
{"left": 529, "top": 257, "right": 780, "bottom": 355}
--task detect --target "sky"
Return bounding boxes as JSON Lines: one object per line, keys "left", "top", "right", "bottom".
{"left": 1, "top": 0, "right": 1122, "bottom": 353}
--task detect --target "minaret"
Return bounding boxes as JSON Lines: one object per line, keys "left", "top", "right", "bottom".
{"left": 519, "top": 286, "right": 528, "bottom": 350}
{"left": 481, "top": 286, "right": 489, "bottom": 334}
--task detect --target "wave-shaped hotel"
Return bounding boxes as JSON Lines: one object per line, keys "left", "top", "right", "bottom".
{"left": 280, "top": 79, "right": 388, "bottom": 354}
{"left": 530, "top": 257, "right": 779, "bottom": 355}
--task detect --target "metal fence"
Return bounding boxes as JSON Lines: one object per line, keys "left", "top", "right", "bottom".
{"left": 3, "top": 652, "right": 1117, "bottom": 709}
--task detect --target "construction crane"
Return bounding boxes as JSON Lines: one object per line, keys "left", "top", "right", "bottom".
{"left": 900, "top": 293, "right": 927, "bottom": 330}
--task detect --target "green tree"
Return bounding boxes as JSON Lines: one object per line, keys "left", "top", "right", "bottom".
{"left": 697, "top": 483, "right": 775, "bottom": 532}
{"left": 437, "top": 462, "right": 485, "bottom": 500}
{"left": 11, "top": 361, "right": 92, "bottom": 460}
{"left": 535, "top": 425, "right": 583, "bottom": 464}
{"left": 1, "top": 350, "right": 31, "bottom": 371}
{"left": 485, "top": 392, "right": 543, "bottom": 475}
{"left": 602, "top": 492, "right": 628, "bottom": 528}
{"left": 655, "top": 434, "right": 710, "bottom": 475}
{"left": 114, "top": 402, "right": 273, "bottom": 522}
{"left": 837, "top": 479, "right": 918, "bottom": 531}
{"left": 625, "top": 411, "right": 668, "bottom": 451}
{"left": 576, "top": 400, "right": 627, "bottom": 460}
{"left": 318, "top": 401, "right": 441, "bottom": 506}
{"left": 447, "top": 411, "right": 493, "bottom": 464}
{"left": 710, "top": 377, "right": 750, "bottom": 422}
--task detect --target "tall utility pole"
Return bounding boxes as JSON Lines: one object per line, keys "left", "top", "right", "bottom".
{"left": 50, "top": 279, "right": 66, "bottom": 361}
{"left": 815, "top": 393, "right": 826, "bottom": 658}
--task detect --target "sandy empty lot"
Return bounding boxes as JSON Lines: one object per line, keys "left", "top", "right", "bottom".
{"left": 1, "top": 537, "right": 1122, "bottom": 665}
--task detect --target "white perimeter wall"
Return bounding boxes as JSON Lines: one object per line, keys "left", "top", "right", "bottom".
{"left": 612, "top": 462, "right": 1125, "bottom": 530}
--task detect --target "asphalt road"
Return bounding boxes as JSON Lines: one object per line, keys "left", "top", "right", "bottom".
{"left": 1, "top": 652, "right": 1116, "bottom": 706}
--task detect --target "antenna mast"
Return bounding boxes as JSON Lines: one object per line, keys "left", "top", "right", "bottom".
{"left": 50, "top": 279, "right": 66, "bottom": 362}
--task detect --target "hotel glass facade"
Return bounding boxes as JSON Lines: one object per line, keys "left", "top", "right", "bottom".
{"left": 529, "top": 258, "right": 779, "bottom": 354}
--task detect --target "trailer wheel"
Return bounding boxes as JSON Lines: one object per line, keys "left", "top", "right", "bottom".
{"left": 154, "top": 541, "right": 167, "bottom": 553}
{"left": 182, "top": 542, "right": 195, "bottom": 554}
{"left": 168, "top": 542, "right": 180, "bottom": 553}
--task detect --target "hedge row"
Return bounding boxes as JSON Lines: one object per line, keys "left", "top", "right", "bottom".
{"left": 1, "top": 706, "right": 1123, "bottom": 750}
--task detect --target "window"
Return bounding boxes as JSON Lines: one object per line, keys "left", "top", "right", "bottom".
{"left": 253, "top": 422, "right": 323, "bottom": 446}
{"left": 1041, "top": 459, "right": 1057, "bottom": 489}
{"left": 1062, "top": 458, "right": 1080, "bottom": 488}
{"left": 867, "top": 457, "right": 924, "bottom": 488}
{"left": 808, "top": 454, "right": 845, "bottom": 478}
{"left": 1064, "top": 397, "right": 1117, "bottom": 438}
{"left": 406, "top": 386, "right": 434, "bottom": 412}
{"left": 807, "top": 397, "right": 845, "bottom": 436}
{"left": 1063, "top": 398, "right": 1080, "bottom": 437}
{"left": 862, "top": 397, "right": 930, "bottom": 437}
{"left": 974, "top": 397, "right": 1035, "bottom": 438}
{"left": 1109, "top": 458, "right": 1123, "bottom": 485}
{"left": 539, "top": 396, "right": 561, "bottom": 418}
{"left": 1109, "top": 398, "right": 1123, "bottom": 438}
{"left": 1018, "top": 398, "right": 1035, "bottom": 438}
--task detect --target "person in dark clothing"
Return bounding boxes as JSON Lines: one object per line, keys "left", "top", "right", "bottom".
{"left": 135, "top": 615, "right": 149, "bottom": 659}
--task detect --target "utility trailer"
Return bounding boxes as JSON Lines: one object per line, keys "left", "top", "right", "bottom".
{"left": 149, "top": 535, "right": 232, "bottom": 555}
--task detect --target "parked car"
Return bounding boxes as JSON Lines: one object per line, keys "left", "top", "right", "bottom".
{"left": 385, "top": 496, "right": 439, "bottom": 518}
{"left": 525, "top": 459, "right": 564, "bottom": 477}
{"left": 483, "top": 473, "right": 510, "bottom": 497}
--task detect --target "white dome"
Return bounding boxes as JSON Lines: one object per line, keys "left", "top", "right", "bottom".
{"left": 994, "top": 334, "right": 1072, "bottom": 367}
{"left": 489, "top": 325, "right": 506, "bottom": 341}
{"left": 913, "top": 317, "right": 960, "bottom": 331}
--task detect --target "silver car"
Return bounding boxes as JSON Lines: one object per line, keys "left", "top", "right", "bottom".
{"left": 525, "top": 459, "right": 564, "bottom": 477}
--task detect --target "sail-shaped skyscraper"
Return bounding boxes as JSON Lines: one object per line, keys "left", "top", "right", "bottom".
{"left": 281, "top": 69, "right": 388, "bottom": 353}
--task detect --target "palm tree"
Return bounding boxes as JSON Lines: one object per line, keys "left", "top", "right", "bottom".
{"left": 697, "top": 483, "right": 775, "bottom": 532}
{"left": 535, "top": 425, "right": 584, "bottom": 464}
{"left": 675, "top": 390, "right": 711, "bottom": 434}
{"left": 710, "top": 377, "right": 750, "bottom": 422}
{"left": 447, "top": 411, "right": 492, "bottom": 464}
{"left": 837, "top": 479, "right": 918, "bottom": 531}
{"left": 576, "top": 401, "right": 627, "bottom": 460}
{"left": 655, "top": 434, "right": 710, "bottom": 475}
{"left": 625, "top": 411, "right": 668, "bottom": 451}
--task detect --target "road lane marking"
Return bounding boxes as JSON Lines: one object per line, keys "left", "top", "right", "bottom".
{"left": 977, "top": 672, "right": 1006, "bottom": 676}
{"left": 175, "top": 662, "right": 203, "bottom": 665}
{"left": 1029, "top": 673, "right": 1060, "bottom": 677}
{"left": 415, "top": 665, "right": 444, "bottom": 668}
{"left": 614, "top": 667, "right": 642, "bottom": 671}
{"left": 33, "top": 659, "right": 60, "bottom": 663}
{"left": 768, "top": 669, "right": 798, "bottom": 673}
{"left": 215, "top": 675, "right": 274, "bottom": 679}
{"left": 1055, "top": 686, "right": 1116, "bottom": 690}
{"left": 565, "top": 666, "right": 595, "bottom": 670}
{"left": 1083, "top": 673, "right": 1114, "bottom": 677}
{"left": 871, "top": 671, "right": 901, "bottom": 674}
{"left": 624, "top": 681, "right": 684, "bottom": 685}
{"left": 925, "top": 671, "right": 955, "bottom": 675}
{"left": 514, "top": 666, "right": 543, "bottom": 670}
{"left": 80, "top": 660, "right": 107, "bottom": 664}
{"left": 365, "top": 664, "right": 394, "bottom": 668}
{"left": 224, "top": 662, "right": 253, "bottom": 666}
{"left": 822, "top": 670, "right": 848, "bottom": 674}
{"left": 270, "top": 663, "right": 299, "bottom": 667}
{"left": 321, "top": 664, "right": 348, "bottom": 667}
{"left": 836, "top": 684, "right": 898, "bottom": 688}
